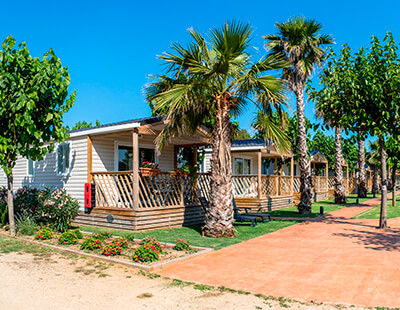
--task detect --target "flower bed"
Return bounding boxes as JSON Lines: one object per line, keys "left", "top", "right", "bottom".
{"left": 9, "top": 228, "right": 208, "bottom": 267}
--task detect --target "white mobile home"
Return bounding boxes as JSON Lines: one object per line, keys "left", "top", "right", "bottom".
{"left": 0, "top": 115, "right": 210, "bottom": 231}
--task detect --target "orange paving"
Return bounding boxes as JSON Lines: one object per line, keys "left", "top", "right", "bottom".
{"left": 157, "top": 195, "right": 400, "bottom": 308}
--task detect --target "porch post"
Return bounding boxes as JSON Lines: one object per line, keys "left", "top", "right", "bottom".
{"left": 325, "top": 162, "right": 329, "bottom": 191}
{"left": 290, "top": 156, "right": 294, "bottom": 195}
{"left": 193, "top": 146, "right": 198, "bottom": 166}
{"left": 257, "top": 151, "right": 262, "bottom": 199}
{"left": 274, "top": 157, "right": 278, "bottom": 196}
{"left": 87, "top": 136, "right": 93, "bottom": 183}
{"left": 132, "top": 129, "right": 139, "bottom": 209}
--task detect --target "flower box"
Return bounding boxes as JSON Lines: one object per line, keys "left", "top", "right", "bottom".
{"left": 140, "top": 168, "right": 161, "bottom": 177}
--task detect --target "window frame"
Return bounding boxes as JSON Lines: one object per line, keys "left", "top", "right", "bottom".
{"left": 57, "top": 142, "right": 71, "bottom": 176}
{"left": 232, "top": 155, "right": 252, "bottom": 175}
{"left": 27, "top": 157, "right": 36, "bottom": 177}
{"left": 114, "top": 141, "right": 159, "bottom": 172}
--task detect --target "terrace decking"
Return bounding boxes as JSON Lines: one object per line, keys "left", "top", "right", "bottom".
{"left": 74, "top": 169, "right": 359, "bottom": 231}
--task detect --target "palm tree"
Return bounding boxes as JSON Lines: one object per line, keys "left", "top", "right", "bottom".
{"left": 264, "top": 16, "right": 334, "bottom": 214}
{"left": 146, "top": 21, "right": 289, "bottom": 238}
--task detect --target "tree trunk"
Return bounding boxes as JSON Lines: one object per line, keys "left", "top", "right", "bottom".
{"left": 296, "top": 88, "right": 312, "bottom": 214}
{"left": 7, "top": 167, "right": 15, "bottom": 237}
{"left": 334, "top": 127, "right": 346, "bottom": 204}
{"left": 357, "top": 138, "right": 367, "bottom": 198}
{"left": 392, "top": 165, "right": 396, "bottom": 207}
{"left": 379, "top": 137, "right": 387, "bottom": 229}
{"left": 372, "top": 165, "right": 379, "bottom": 194}
{"left": 202, "top": 96, "right": 236, "bottom": 238}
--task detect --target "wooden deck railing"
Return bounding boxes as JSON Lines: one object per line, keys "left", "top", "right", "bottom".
{"left": 91, "top": 171, "right": 211, "bottom": 209}
{"left": 91, "top": 171, "right": 359, "bottom": 209}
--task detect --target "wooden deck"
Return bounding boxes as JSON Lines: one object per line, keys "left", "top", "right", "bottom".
{"left": 74, "top": 171, "right": 359, "bottom": 232}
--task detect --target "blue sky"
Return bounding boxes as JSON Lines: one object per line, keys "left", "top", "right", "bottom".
{"left": 1, "top": 0, "right": 399, "bottom": 135}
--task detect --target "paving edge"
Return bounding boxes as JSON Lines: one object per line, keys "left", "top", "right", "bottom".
{"left": 0, "top": 232, "right": 213, "bottom": 272}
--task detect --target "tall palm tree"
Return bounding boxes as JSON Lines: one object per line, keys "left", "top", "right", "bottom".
{"left": 264, "top": 16, "right": 334, "bottom": 214}
{"left": 146, "top": 21, "right": 289, "bottom": 238}
{"left": 357, "top": 137, "right": 367, "bottom": 198}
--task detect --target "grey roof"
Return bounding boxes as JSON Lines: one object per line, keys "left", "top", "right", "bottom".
{"left": 67, "top": 115, "right": 165, "bottom": 134}
{"left": 310, "top": 149, "right": 323, "bottom": 156}
{"left": 231, "top": 138, "right": 274, "bottom": 148}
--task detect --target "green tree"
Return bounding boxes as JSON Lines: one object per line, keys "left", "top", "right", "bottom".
{"left": 348, "top": 33, "right": 400, "bottom": 228}
{"left": 66, "top": 120, "right": 100, "bottom": 131}
{"left": 146, "top": 21, "right": 289, "bottom": 237}
{"left": 368, "top": 140, "right": 380, "bottom": 195}
{"left": 264, "top": 16, "right": 334, "bottom": 214}
{"left": 234, "top": 128, "right": 251, "bottom": 140}
{"left": 0, "top": 36, "right": 76, "bottom": 236}
{"left": 386, "top": 136, "right": 400, "bottom": 206}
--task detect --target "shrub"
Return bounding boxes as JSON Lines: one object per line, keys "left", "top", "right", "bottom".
{"left": 15, "top": 215, "right": 38, "bottom": 236}
{"left": 58, "top": 231, "right": 79, "bottom": 245}
{"left": 133, "top": 243, "right": 160, "bottom": 263}
{"left": 38, "top": 188, "right": 79, "bottom": 232}
{"left": 141, "top": 237, "right": 163, "bottom": 253}
{"left": 0, "top": 202, "right": 8, "bottom": 226}
{"left": 80, "top": 236, "right": 102, "bottom": 250}
{"left": 102, "top": 243, "right": 122, "bottom": 256}
{"left": 34, "top": 227, "right": 54, "bottom": 240}
{"left": 14, "top": 186, "right": 41, "bottom": 219}
{"left": 122, "top": 232, "right": 135, "bottom": 242}
{"left": 94, "top": 231, "right": 112, "bottom": 240}
{"left": 111, "top": 237, "right": 128, "bottom": 249}
{"left": 173, "top": 238, "right": 192, "bottom": 251}
{"left": 73, "top": 229, "right": 83, "bottom": 239}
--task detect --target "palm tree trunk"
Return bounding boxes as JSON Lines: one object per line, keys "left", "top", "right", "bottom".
{"left": 203, "top": 96, "right": 236, "bottom": 238}
{"left": 357, "top": 138, "right": 367, "bottom": 198}
{"left": 379, "top": 137, "right": 387, "bottom": 229}
{"left": 7, "top": 166, "right": 15, "bottom": 237}
{"left": 296, "top": 88, "right": 312, "bottom": 214}
{"left": 372, "top": 165, "right": 379, "bottom": 194}
{"left": 334, "top": 127, "right": 346, "bottom": 204}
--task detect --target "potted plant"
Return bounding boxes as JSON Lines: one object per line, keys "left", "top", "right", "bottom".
{"left": 140, "top": 161, "right": 160, "bottom": 177}
{"left": 175, "top": 164, "right": 199, "bottom": 178}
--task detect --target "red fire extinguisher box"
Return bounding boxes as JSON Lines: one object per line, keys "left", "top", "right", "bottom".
{"left": 84, "top": 183, "right": 95, "bottom": 212}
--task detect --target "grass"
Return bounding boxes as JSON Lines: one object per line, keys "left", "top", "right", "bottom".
{"left": 77, "top": 220, "right": 297, "bottom": 251}
{"left": 0, "top": 234, "right": 52, "bottom": 255}
{"left": 353, "top": 194, "right": 400, "bottom": 219}
{"left": 268, "top": 193, "right": 377, "bottom": 219}
{"left": 76, "top": 194, "right": 379, "bottom": 250}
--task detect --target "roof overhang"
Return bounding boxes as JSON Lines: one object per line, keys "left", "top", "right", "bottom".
{"left": 69, "top": 122, "right": 141, "bottom": 138}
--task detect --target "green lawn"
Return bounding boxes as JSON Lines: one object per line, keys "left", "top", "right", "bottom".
{"left": 353, "top": 195, "right": 400, "bottom": 219}
{"left": 76, "top": 194, "right": 379, "bottom": 250}
{"left": 77, "top": 220, "right": 297, "bottom": 251}
{"left": 268, "top": 193, "right": 376, "bottom": 218}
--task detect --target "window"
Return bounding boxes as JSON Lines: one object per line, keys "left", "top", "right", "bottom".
{"left": 117, "top": 146, "right": 156, "bottom": 171}
{"left": 118, "top": 146, "right": 133, "bottom": 171}
{"left": 27, "top": 158, "right": 35, "bottom": 176}
{"left": 234, "top": 158, "right": 251, "bottom": 175}
{"left": 139, "top": 148, "right": 155, "bottom": 165}
{"left": 57, "top": 144, "right": 70, "bottom": 174}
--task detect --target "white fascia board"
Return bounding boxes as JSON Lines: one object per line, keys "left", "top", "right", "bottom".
{"left": 68, "top": 122, "right": 141, "bottom": 138}
{"left": 204, "top": 145, "right": 263, "bottom": 153}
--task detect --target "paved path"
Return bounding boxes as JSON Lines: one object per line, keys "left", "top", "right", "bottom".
{"left": 157, "top": 195, "right": 400, "bottom": 308}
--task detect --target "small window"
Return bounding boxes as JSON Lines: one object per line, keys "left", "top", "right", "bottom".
{"left": 57, "top": 144, "right": 70, "bottom": 174}
{"left": 27, "top": 158, "right": 35, "bottom": 176}
{"left": 118, "top": 146, "right": 133, "bottom": 171}
{"left": 234, "top": 158, "right": 251, "bottom": 175}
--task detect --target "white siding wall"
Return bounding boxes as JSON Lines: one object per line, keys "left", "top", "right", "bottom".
{"left": 203, "top": 150, "right": 290, "bottom": 175}
{"left": 0, "top": 136, "right": 88, "bottom": 208}
{"left": 91, "top": 131, "right": 175, "bottom": 172}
